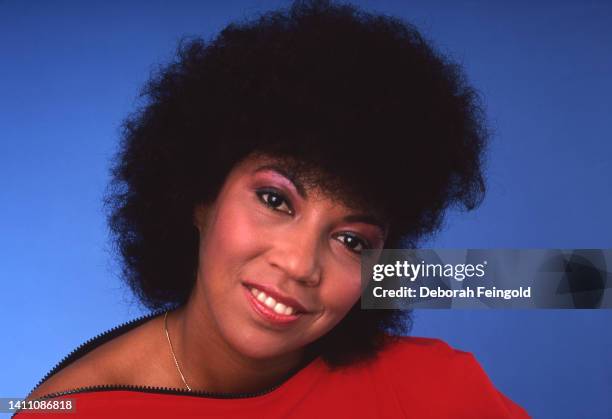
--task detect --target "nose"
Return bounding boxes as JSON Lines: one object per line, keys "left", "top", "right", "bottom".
{"left": 267, "top": 226, "right": 323, "bottom": 286}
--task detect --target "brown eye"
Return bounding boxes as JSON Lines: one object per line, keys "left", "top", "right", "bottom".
{"left": 256, "top": 189, "right": 293, "bottom": 215}
{"left": 334, "top": 233, "right": 369, "bottom": 254}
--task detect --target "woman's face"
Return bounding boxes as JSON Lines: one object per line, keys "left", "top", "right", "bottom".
{"left": 193, "top": 155, "right": 386, "bottom": 361}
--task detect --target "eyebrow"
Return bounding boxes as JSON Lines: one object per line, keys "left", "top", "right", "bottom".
{"left": 342, "top": 214, "right": 388, "bottom": 235}
{"left": 254, "top": 164, "right": 387, "bottom": 234}
{"left": 253, "top": 164, "right": 308, "bottom": 198}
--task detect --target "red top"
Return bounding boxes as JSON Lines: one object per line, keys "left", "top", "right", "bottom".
{"left": 15, "top": 337, "right": 529, "bottom": 418}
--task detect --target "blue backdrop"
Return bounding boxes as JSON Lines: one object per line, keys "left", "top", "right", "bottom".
{"left": 1, "top": 1, "right": 611, "bottom": 418}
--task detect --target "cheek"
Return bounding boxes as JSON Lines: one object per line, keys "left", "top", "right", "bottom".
{"left": 320, "top": 263, "right": 363, "bottom": 317}
{"left": 202, "top": 201, "right": 262, "bottom": 266}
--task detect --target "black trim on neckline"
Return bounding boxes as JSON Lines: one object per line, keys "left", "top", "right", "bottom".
{"left": 14, "top": 310, "right": 318, "bottom": 417}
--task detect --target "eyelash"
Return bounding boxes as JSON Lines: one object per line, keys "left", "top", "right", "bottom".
{"left": 333, "top": 232, "right": 370, "bottom": 254}
{"left": 255, "top": 188, "right": 371, "bottom": 254}
{"left": 256, "top": 188, "right": 294, "bottom": 215}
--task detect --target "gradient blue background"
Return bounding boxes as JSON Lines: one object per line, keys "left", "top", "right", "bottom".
{"left": 2, "top": 1, "right": 611, "bottom": 417}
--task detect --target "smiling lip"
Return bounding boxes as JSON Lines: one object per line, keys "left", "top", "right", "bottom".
{"left": 242, "top": 281, "right": 309, "bottom": 313}
{"left": 243, "top": 286, "right": 302, "bottom": 326}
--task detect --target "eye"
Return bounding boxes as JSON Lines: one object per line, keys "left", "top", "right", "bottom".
{"left": 334, "top": 232, "right": 370, "bottom": 254}
{"left": 256, "top": 189, "right": 293, "bottom": 215}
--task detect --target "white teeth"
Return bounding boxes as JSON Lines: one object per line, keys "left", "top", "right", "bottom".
{"left": 264, "top": 296, "right": 276, "bottom": 308}
{"left": 248, "top": 286, "right": 299, "bottom": 316}
{"left": 273, "top": 302, "right": 286, "bottom": 314}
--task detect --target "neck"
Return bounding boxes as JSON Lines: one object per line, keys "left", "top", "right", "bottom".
{"left": 166, "top": 290, "right": 305, "bottom": 394}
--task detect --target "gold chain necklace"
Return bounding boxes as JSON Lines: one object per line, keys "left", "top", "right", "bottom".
{"left": 163, "top": 311, "right": 192, "bottom": 391}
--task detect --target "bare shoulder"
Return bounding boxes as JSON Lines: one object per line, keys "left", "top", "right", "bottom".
{"left": 28, "top": 315, "right": 169, "bottom": 400}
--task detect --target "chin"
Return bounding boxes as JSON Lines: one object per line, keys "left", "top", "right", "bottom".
{"left": 226, "top": 328, "right": 306, "bottom": 361}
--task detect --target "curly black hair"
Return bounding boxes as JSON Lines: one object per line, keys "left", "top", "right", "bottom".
{"left": 105, "top": 0, "right": 487, "bottom": 367}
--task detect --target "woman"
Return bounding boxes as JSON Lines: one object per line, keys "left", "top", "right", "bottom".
{"left": 18, "top": 1, "right": 529, "bottom": 417}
